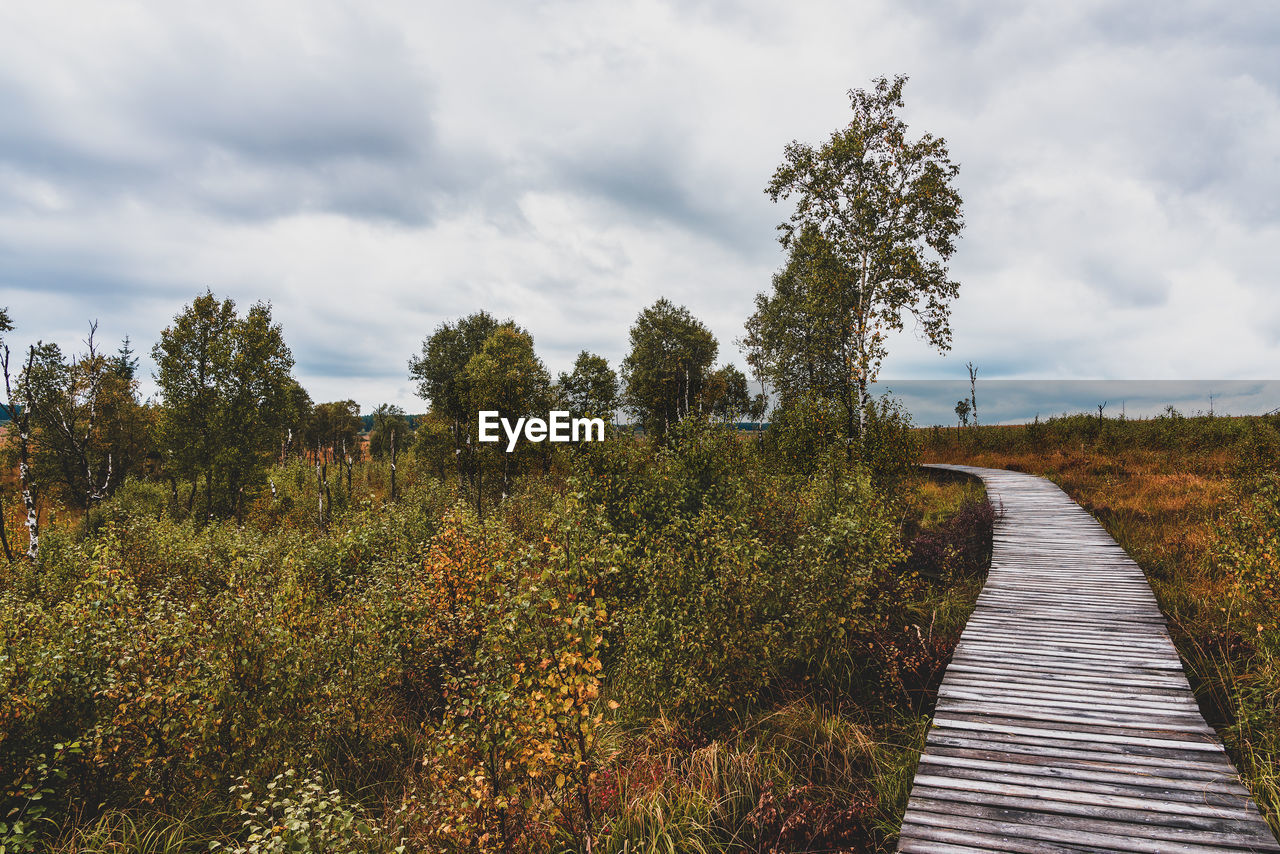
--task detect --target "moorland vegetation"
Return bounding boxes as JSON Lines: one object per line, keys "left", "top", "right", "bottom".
{"left": 0, "top": 76, "right": 989, "bottom": 853}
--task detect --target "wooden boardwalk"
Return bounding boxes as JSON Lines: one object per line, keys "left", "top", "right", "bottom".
{"left": 897, "top": 465, "right": 1280, "bottom": 853}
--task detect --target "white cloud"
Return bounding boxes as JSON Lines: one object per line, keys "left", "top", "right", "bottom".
{"left": 2, "top": 0, "right": 1278, "bottom": 414}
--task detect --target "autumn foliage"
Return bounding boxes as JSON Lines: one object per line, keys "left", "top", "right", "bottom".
{"left": 0, "top": 414, "right": 997, "bottom": 853}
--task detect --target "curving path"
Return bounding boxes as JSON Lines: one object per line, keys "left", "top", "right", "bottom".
{"left": 897, "top": 465, "right": 1280, "bottom": 853}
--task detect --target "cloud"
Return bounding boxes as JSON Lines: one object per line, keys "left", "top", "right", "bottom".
{"left": 1, "top": 0, "right": 1278, "bottom": 415}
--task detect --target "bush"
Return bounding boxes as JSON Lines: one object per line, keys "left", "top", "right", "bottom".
{"left": 2, "top": 407, "right": 985, "bottom": 852}
{"left": 907, "top": 496, "right": 995, "bottom": 581}
{"left": 218, "top": 768, "right": 399, "bottom": 854}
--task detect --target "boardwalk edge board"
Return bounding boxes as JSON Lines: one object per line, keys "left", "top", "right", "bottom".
{"left": 896, "top": 464, "right": 1280, "bottom": 853}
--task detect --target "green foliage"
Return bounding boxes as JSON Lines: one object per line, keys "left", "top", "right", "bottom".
{"left": 743, "top": 228, "right": 855, "bottom": 413}
{"left": 861, "top": 394, "right": 921, "bottom": 494}
{"left": 923, "top": 409, "right": 1280, "bottom": 462}
{"left": 218, "top": 768, "right": 399, "bottom": 854}
{"left": 465, "top": 325, "right": 554, "bottom": 506}
{"left": 701, "top": 364, "right": 750, "bottom": 423}
{"left": 409, "top": 415, "right": 455, "bottom": 482}
{"left": 151, "top": 291, "right": 301, "bottom": 519}
{"left": 18, "top": 326, "right": 151, "bottom": 510}
{"left": 307, "top": 401, "right": 362, "bottom": 463}
{"left": 1214, "top": 472, "right": 1280, "bottom": 637}
{"left": 1, "top": 741, "right": 81, "bottom": 854}
{"left": 556, "top": 351, "right": 619, "bottom": 422}
{"left": 368, "top": 404, "right": 412, "bottom": 462}
{"left": 762, "top": 392, "right": 919, "bottom": 494}
{"left": 619, "top": 502, "right": 783, "bottom": 720}
{"left": 757, "top": 75, "right": 963, "bottom": 451}
{"left": 1, "top": 404, "right": 985, "bottom": 851}
{"left": 621, "top": 299, "right": 718, "bottom": 439}
{"left": 407, "top": 311, "right": 503, "bottom": 435}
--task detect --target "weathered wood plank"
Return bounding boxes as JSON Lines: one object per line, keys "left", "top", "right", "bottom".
{"left": 906, "top": 783, "right": 1270, "bottom": 836}
{"left": 895, "top": 465, "right": 1280, "bottom": 852}
{"left": 903, "top": 806, "right": 1271, "bottom": 853}
{"left": 918, "top": 753, "right": 1251, "bottom": 798}
{"left": 907, "top": 797, "right": 1280, "bottom": 848}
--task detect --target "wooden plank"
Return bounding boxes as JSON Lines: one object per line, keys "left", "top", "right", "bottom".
{"left": 941, "top": 676, "right": 1202, "bottom": 707}
{"left": 913, "top": 763, "right": 1252, "bottom": 810}
{"left": 906, "top": 783, "right": 1273, "bottom": 836}
{"left": 910, "top": 773, "right": 1256, "bottom": 820}
{"left": 918, "top": 753, "right": 1250, "bottom": 798}
{"left": 906, "top": 798, "right": 1280, "bottom": 848}
{"left": 899, "top": 820, "right": 1133, "bottom": 853}
{"left": 903, "top": 806, "right": 1277, "bottom": 853}
{"left": 895, "top": 465, "right": 1279, "bottom": 852}
{"left": 925, "top": 730, "right": 1239, "bottom": 773}
{"left": 932, "top": 713, "right": 1223, "bottom": 747}
{"left": 927, "top": 744, "right": 1239, "bottom": 783}
{"left": 934, "top": 701, "right": 1214, "bottom": 733}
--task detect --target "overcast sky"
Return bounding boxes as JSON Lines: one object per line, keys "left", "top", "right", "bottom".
{"left": 2, "top": 1, "right": 1278, "bottom": 415}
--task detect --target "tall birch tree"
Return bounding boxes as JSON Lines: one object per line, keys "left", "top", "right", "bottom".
{"left": 762, "top": 75, "right": 963, "bottom": 454}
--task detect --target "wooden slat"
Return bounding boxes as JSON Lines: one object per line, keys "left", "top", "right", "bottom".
{"left": 896, "top": 464, "right": 1280, "bottom": 852}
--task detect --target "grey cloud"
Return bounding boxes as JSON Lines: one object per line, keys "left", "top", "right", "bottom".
{"left": 0, "top": 6, "right": 491, "bottom": 227}
{"left": 4, "top": 1, "right": 1280, "bottom": 413}
{"left": 539, "top": 132, "right": 779, "bottom": 262}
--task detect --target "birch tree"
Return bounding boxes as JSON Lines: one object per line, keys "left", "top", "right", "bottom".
{"left": 153, "top": 291, "right": 297, "bottom": 519}
{"left": 370, "top": 404, "right": 411, "bottom": 501}
{"left": 22, "top": 323, "right": 149, "bottom": 514}
{"left": 0, "top": 308, "right": 39, "bottom": 560}
{"left": 556, "top": 351, "right": 619, "bottom": 423}
{"left": 763, "top": 75, "right": 963, "bottom": 454}
{"left": 621, "top": 299, "right": 717, "bottom": 439}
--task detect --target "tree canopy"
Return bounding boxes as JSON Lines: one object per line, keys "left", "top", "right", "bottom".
{"left": 369, "top": 403, "right": 412, "bottom": 462}
{"left": 556, "top": 351, "right": 619, "bottom": 422}
{"left": 152, "top": 291, "right": 299, "bottom": 518}
{"left": 758, "top": 74, "right": 963, "bottom": 451}
{"left": 703, "top": 364, "right": 751, "bottom": 423}
{"left": 308, "top": 400, "right": 362, "bottom": 463}
{"left": 621, "top": 299, "right": 718, "bottom": 438}
{"left": 20, "top": 325, "right": 150, "bottom": 510}
{"left": 408, "top": 310, "right": 502, "bottom": 442}
{"left": 465, "top": 326, "right": 551, "bottom": 424}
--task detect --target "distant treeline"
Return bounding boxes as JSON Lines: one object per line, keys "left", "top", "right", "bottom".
{"left": 358, "top": 412, "right": 425, "bottom": 433}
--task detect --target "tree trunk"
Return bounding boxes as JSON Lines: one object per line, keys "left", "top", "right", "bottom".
{"left": 3, "top": 345, "right": 39, "bottom": 560}
{"left": 389, "top": 429, "right": 397, "bottom": 501}
{"left": 0, "top": 495, "right": 13, "bottom": 563}
{"left": 844, "top": 378, "right": 857, "bottom": 463}
{"left": 18, "top": 456, "right": 38, "bottom": 560}
{"left": 315, "top": 444, "right": 327, "bottom": 529}
{"left": 577, "top": 753, "right": 595, "bottom": 853}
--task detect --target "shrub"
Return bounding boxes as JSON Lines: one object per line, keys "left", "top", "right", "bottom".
{"left": 907, "top": 496, "right": 995, "bottom": 580}
{"left": 217, "top": 768, "right": 399, "bottom": 854}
